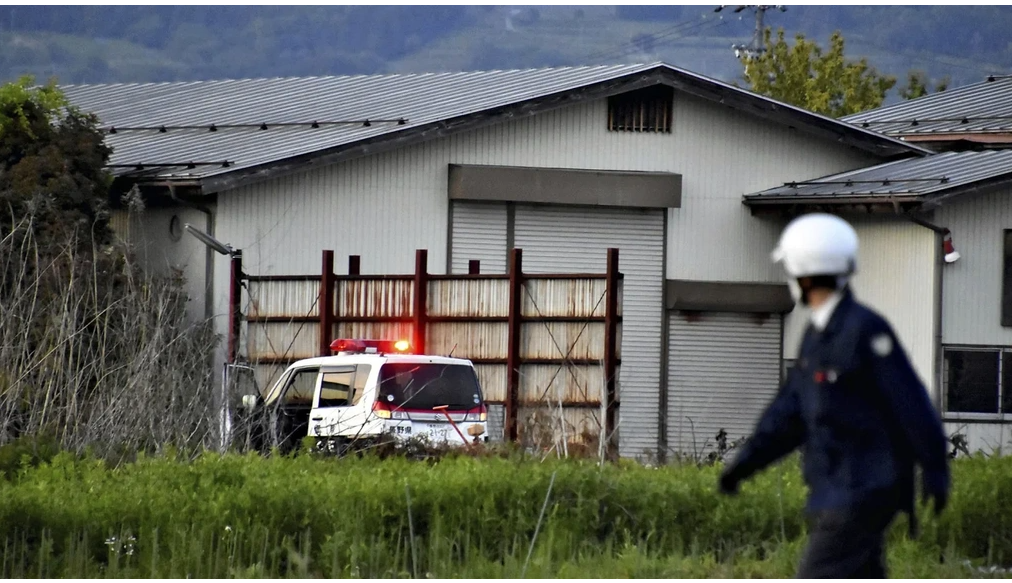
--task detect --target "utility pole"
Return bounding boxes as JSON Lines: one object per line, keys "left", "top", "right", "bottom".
{"left": 714, "top": 5, "right": 787, "bottom": 60}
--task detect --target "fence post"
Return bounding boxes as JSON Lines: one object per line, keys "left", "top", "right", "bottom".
{"left": 506, "top": 248, "right": 523, "bottom": 443}
{"left": 413, "top": 250, "right": 428, "bottom": 355}
{"left": 468, "top": 259, "right": 481, "bottom": 275}
{"left": 228, "top": 253, "right": 243, "bottom": 364}
{"left": 348, "top": 255, "right": 361, "bottom": 276}
{"left": 604, "top": 248, "right": 620, "bottom": 457}
{"left": 319, "top": 250, "right": 335, "bottom": 356}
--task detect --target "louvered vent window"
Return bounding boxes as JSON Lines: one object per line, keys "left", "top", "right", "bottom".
{"left": 607, "top": 86, "right": 674, "bottom": 133}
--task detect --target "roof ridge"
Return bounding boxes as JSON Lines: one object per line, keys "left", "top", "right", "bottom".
{"left": 60, "top": 63, "right": 652, "bottom": 90}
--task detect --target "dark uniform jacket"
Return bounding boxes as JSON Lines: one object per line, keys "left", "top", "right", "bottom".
{"left": 723, "top": 288, "right": 950, "bottom": 531}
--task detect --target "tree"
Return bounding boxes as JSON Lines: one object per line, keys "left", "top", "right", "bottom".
{"left": 899, "top": 69, "right": 950, "bottom": 100}
{"left": 739, "top": 28, "right": 897, "bottom": 118}
{"left": 0, "top": 75, "right": 114, "bottom": 254}
{"left": 0, "top": 77, "right": 219, "bottom": 456}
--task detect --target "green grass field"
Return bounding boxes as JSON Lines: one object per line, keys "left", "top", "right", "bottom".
{"left": 0, "top": 442, "right": 1009, "bottom": 578}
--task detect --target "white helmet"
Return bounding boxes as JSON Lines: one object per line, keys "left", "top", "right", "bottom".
{"left": 772, "top": 213, "right": 858, "bottom": 279}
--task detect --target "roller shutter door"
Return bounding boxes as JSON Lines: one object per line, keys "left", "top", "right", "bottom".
{"left": 449, "top": 201, "right": 508, "bottom": 274}
{"left": 666, "top": 312, "right": 783, "bottom": 458}
{"left": 514, "top": 205, "right": 665, "bottom": 459}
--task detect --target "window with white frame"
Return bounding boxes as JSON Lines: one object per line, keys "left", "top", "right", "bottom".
{"left": 943, "top": 347, "right": 1012, "bottom": 417}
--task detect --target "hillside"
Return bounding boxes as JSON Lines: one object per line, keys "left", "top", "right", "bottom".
{"left": 1, "top": 5, "right": 1009, "bottom": 101}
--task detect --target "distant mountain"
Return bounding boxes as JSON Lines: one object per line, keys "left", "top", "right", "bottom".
{"left": 1, "top": 5, "right": 1008, "bottom": 101}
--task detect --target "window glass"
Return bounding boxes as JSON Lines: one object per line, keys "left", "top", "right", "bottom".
{"left": 353, "top": 364, "right": 373, "bottom": 406}
{"left": 945, "top": 350, "right": 999, "bottom": 414}
{"left": 281, "top": 368, "right": 318, "bottom": 406}
{"left": 377, "top": 363, "right": 482, "bottom": 411}
{"left": 315, "top": 365, "right": 373, "bottom": 408}
{"left": 318, "top": 370, "right": 354, "bottom": 408}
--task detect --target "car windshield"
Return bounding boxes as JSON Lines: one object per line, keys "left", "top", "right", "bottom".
{"left": 377, "top": 363, "right": 482, "bottom": 411}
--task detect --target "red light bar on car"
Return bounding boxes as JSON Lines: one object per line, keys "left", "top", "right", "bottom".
{"left": 329, "top": 338, "right": 412, "bottom": 354}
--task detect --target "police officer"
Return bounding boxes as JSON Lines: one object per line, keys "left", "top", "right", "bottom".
{"left": 718, "top": 213, "right": 950, "bottom": 578}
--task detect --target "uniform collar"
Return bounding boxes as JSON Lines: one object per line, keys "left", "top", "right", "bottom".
{"left": 810, "top": 289, "right": 845, "bottom": 332}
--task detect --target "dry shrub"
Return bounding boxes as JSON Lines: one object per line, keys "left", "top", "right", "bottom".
{"left": 0, "top": 208, "right": 220, "bottom": 460}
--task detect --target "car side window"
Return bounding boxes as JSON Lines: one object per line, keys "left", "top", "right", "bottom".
{"left": 280, "top": 367, "right": 319, "bottom": 407}
{"left": 318, "top": 368, "right": 355, "bottom": 408}
{"left": 353, "top": 364, "right": 373, "bottom": 406}
{"left": 315, "top": 364, "right": 374, "bottom": 408}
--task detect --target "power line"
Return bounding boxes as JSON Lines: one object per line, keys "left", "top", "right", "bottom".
{"left": 793, "top": 11, "right": 1001, "bottom": 79}
{"left": 582, "top": 13, "right": 731, "bottom": 65}
{"left": 579, "top": 7, "right": 738, "bottom": 65}
{"left": 579, "top": 15, "right": 711, "bottom": 64}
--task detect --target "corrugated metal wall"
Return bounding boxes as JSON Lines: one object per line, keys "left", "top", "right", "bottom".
{"left": 667, "top": 312, "right": 782, "bottom": 458}
{"left": 935, "top": 188, "right": 1012, "bottom": 346}
{"left": 511, "top": 205, "right": 665, "bottom": 459}
{"left": 932, "top": 189, "right": 1012, "bottom": 454}
{"left": 664, "top": 97, "right": 878, "bottom": 283}
{"left": 782, "top": 219, "right": 938, "bottom": 397}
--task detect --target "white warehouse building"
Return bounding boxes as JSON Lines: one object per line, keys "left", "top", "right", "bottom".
{"left": 62, "top": 63, "right": 1011, "bottom": 459}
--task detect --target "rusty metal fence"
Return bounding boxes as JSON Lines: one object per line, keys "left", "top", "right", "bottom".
{"left": 229, "top": 248, "right": 623, "bottom": 449}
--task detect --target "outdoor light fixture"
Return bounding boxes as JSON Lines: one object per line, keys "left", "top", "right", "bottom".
{"left": 942, "top": 229, "right": 960, "bottom": 264}
{"left": 185, "top": 223, "right": 238, "bottom": 257}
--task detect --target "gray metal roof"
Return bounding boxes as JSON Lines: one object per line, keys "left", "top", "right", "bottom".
{"left": 62, "top": 62, "right": 927, "bottom": 190}
{"left": 744, "top": 149, "right": 1012, "bottom": 205}
{"left": 843, "top": 75, "right": 1012, "bottom": 137}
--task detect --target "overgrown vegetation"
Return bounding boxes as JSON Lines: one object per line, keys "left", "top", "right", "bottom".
{"left": 0, "top": 448, "right": 1008, "bottom": 578}
{"left": 0, "top": 76, "right": 220, "bottom": 459}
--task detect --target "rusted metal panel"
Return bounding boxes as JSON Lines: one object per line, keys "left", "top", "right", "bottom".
{"left": 426, "top": 322, "right": 508, "bottom": 360}
{"left": 520, "top": 278, "right": 612, "bottom": 318}
{"left": 505, "top": 249, "right": 523, "bottom": 442}
{"left": 336, "top": 279, "right": 414, "bottom": 318}
{"left": 474, "top": 364, "right": 507, "bottom": 403}
{"left": 229, "top": 255, "right": 243, "bottom": 363}
{"left": 427, "top": 279, "right": 510, "bottom": 317}
{"left": 247, "top": 279, "right": 321, "bottom": 319}
{"left": 413, "top": 250, "right": 429, "bottom": 354}
{"left": 333, "top": 321, "right": 414, "bottom": 342}
{"left": 518, "top": 364, "right": 604, "bottom": 406}
{"left": 520, "top": 322, "right": 606, "bottom": 360}
{"left": 319, "top": 251, "right": 335, "bottom": 355}
{"left": 247, "top": 322, "right": 321, "bottom": 361}
{"left": 517, "top": 406, "right": 603, "bottom": 445}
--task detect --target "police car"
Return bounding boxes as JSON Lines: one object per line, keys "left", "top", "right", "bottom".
{"left": 240, "top": 339, "right": 488, "bottom": 453}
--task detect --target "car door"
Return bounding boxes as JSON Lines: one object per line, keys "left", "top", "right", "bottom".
{"left": 269, "top": 366, "right": 319, "bottom": 452}
{"left": 310, "top": 364, "right": 375, "bottom": 440}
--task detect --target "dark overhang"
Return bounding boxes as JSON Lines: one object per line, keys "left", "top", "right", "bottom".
{"left": 666, "top": 280, "right": 794, "bottom": 314}
{"left": 448, "top": 164, "right": 682, "bottom": 209}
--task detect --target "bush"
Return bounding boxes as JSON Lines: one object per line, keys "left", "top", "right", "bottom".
{"left": 0, "top": 451, "right": 1007, "bottom": 577}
